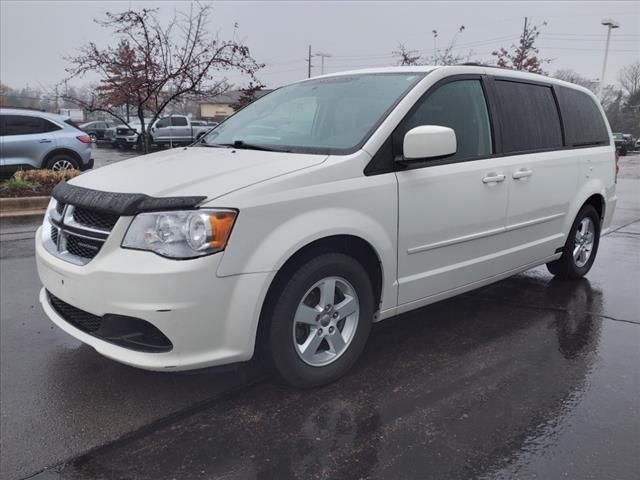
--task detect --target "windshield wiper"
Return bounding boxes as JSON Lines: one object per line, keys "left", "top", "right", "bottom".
{"left": 217, "top": 140, "right": 289, "bottom": 152}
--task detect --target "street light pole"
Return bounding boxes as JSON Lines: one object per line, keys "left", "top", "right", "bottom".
{"left": 313, "top": 52, "right": 332, "bottom": 75}
{"left": 598, "top": 19, "right": 620, "bottom": 101}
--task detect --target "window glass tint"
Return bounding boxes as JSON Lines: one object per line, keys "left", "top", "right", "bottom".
{"left": 171, "top": 117, "right": 188, "bottom": 126}
{"left": 1, "top": 115, "right": 53, "bottom": 136}
{"left": 45, "top": 119, "right": 62, "bottom": 132}
{"left": 401, "top": 79, "right": 492, "bottom": 161}
{"left": 156, "top": 117, "right": 171, "bottom": 128}
{"left": 494, "top": 80, "right": 562, "bottom": 153}
{"left": 556, "top": 86, "right": 609, "bottom": 146}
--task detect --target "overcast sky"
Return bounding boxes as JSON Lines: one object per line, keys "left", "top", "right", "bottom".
{"left": 1, "top": 1, "right": 638, "bottom": 92}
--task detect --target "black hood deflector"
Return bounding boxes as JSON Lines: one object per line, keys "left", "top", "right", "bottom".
{"left": 52, "top": 181, "right": 207, "bottom": 216}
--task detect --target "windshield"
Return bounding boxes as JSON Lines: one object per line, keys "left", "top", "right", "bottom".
{"left": 202, "top": 72, "right": 426, "bottom": 154}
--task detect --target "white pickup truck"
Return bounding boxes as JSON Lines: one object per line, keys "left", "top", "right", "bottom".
{"left": 150, "top": 115, "right": 214, "bottom": 146}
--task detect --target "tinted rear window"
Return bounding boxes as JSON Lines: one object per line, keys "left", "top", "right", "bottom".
{"left": 0, "top": 115, "right": 61, "bottom": 136}
{"left": 493, "top": 80, "right": 563, "bottom": 153}
{"left": 556, "top": 86, "right": 609, "bottom": 147}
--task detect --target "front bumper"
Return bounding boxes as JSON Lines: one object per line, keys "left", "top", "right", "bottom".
{"left": 115, "top": 135, "right": 138, "bottom": 145}
{"left": 35, "top": 225, "right": 274, "bottom": 371}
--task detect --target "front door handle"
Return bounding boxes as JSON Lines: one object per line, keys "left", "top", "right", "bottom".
{"left": 513, "top": 168, "right": 533, "bottom": 179}
{"left": 39, "top": 139, "right": 52, "bottom": 143}
{"left": 482, "top": 173, "right": 506, "bottom": 184}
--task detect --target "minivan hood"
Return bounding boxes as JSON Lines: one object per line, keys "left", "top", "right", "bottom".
{"left": 71, "top": 147, "right": 327, "bottom": 200}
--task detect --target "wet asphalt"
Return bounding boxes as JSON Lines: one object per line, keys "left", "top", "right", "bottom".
{"left": 1, "top": 152, "right": 639, "bottom": 480}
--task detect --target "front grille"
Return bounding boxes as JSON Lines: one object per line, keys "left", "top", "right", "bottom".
{"left": 116, "top": 127, "right": 135, "bottom": 136}
{"left": 48, "top": 291, "right": 102, "bottom": 332}
{"left": 47, "top": 201, "right": 119, "bottom": 265}
{"left": 50, "top": 225, "right": 58, "bottom": 244}
{"left": 46, "top": 291, "right": 173, "bottom": 353}
{"left": 66, "top": 235, "right": 103, "bottom": 259}
{"left": 73, "top": 207, "right": 119, "bottom": 231}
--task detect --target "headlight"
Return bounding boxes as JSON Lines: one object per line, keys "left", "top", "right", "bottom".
{"left": 121, "top": 209, "right": 237, "bottom": 259}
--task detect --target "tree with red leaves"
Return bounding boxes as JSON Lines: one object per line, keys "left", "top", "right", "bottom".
{"left": 492, "top": 20, "right": 550, "bottom": 74}
{"left": 63, "top": 4, "right": 262, "bottom": 152}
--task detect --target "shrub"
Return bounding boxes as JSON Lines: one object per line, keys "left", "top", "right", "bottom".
{"left": 14, "top": 169, "right": 79, "bottom": 188}
{"left": 5, "top": 175, "right": 34, "bottom": 191}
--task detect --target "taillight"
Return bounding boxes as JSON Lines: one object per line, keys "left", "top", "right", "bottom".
{"left": 76, "top": 135, "right": 91, "bottom": 144}
{"left": 615, "top": 149, "right": 620, "bottom": 181}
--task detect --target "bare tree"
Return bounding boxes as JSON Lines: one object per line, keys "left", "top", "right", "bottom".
{"left": 393, "top": 44, "right": 423, "bottom": 66}
{"left": 230, "top": 81, "right": 267, "bottom": 110}
{"left": 392, "top": 26, "right": 473, "bottom": 67}
{"left": 492, "top": 20, "right": 550, "bottom": 74}
{"left": 618, "top": 61, "right": 640, "bottom": 97}
{"left": 63, "top": 4, "right": 262, "bottom": 152}
{"left": 553, "top": 69, "right": 597, "bottom": 90}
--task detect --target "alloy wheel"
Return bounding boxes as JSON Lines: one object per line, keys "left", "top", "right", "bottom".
{"left": 292, "top": 276, "right": 360, "bottom": 367}
{"left": 573, "top": 217, "right": 595, "bottom": 268}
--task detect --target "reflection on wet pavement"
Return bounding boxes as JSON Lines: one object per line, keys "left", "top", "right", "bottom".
{"left": 39, "top": 229, "right": 640, "bottom": 479}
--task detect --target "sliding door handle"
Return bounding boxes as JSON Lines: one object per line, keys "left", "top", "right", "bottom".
{"left": 482, "top": 173, "right": 506, "bottom": 184}
{"left": 513, "top": 168, "right": 533, "bottom": 179}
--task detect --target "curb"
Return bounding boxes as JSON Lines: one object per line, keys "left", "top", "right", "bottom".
{"left": 0, "top": 196, "right": 49, "bottom": 220}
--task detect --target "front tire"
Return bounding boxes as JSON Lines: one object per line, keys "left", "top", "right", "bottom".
{"left": 268, "top": 253, "right": 374, "bottom": 388}
{"left": 547, "top": 204, "right": 600, "bottom": 280}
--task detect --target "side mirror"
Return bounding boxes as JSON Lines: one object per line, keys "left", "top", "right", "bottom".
{"left": 401, "top": 125, "right": 457, "bottom": 161}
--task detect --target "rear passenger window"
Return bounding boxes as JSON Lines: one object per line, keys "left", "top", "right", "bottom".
{"left": 401, "top": 80, "right": 493, "bottom": 161}
{"left": 556, "top": 87, "right": 609, "bottom": 146}
{"left": 1, "top": 115, "right": 58, "bottom": 136}
{"left": 493, "top": 80, "right": 562, "bottom": 153}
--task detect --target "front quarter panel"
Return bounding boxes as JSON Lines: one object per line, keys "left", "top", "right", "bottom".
{"left": 212, "top": 152, "right": 399, "bottom": 313}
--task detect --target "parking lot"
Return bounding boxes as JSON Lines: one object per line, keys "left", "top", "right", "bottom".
{"left": 0, "top": 152, "right": 637, "bottom": 480}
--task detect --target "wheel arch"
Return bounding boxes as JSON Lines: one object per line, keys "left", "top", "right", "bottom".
{"left": 43, "top": 148, "right": 82, "bottom": 168}
{"left": 583, "top": 193, "right": 605, "bottom": 224}
{"left": 565, "top": 180, "right": 608, "bottom": 235}
{"left": 255, "top": 234, "right": 384, "bottom": 356}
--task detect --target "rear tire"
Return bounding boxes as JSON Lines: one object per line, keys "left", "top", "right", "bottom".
{"left": 547, "top": 205, "right": 600, "bottom": 280}
{"left": 46, "top": 154, "right": 79, "bottom": 171}
{"left": 268, "top": 253, "right": 374, "bottom": 388}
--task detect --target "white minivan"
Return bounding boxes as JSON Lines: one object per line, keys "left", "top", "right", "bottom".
{"left": 36, "top": 66, "right": 617, "bottom": 387}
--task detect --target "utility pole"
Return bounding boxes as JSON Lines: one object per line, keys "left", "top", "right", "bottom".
{"left": 314, "top": 52, "right": 332, "bottom": 75}
{"left": 598, "top": 19, "right": 620, "bottom": 101}
{"left": 307, "top": 45, "right": 312, "bottom": 78}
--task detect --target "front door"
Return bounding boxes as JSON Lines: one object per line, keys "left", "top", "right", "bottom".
{"left": 396, "top": 78, "right": 510, "bottom": 305}
{"left": 153, "top": 117, "right": 172, "bottom": 143}
{"left": 171, "top": 116, "right": 191, "bottom": 143}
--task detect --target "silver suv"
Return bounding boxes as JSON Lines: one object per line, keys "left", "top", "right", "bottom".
{"left": 0, "top": 108, "right": 94, "bottom": 176}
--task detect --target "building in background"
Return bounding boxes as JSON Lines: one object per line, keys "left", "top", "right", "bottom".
{"left": 200, "top": 89, "right": 272, "bottom": 123}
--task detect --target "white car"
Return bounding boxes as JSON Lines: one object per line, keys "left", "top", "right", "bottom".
{"left": 36, "top": 66, "right": 617, "bottom": 387}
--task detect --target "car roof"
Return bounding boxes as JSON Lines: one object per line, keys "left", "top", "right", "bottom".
{"left": 293, "top": 65, "right": 597, "bottom": 97}
{"left": 0, "top": 107, "right": 72, "bottom": 122}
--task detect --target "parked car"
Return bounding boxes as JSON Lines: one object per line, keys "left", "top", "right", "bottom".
{"left": 613, "top": 132, "right": 634, "bottom": 155}
{"left": 79, "top": 120, "right": 116, "bottom": 142}
{"left": 114, "top": 124, "right": 140, "bottom": 149}
{"left": 0, "top": 108, "right": 93, "bottom": 176}
{"left": 108, "top": 119, "right": 158, "bottom": 149}
{"left": 150, "top": 115, "right": 212, "bottom": 146}
{"left": 36, "top": 66, "right": 616, "bottom": 387}
{"left": 636, "top": 138, "right": 640, "bottom": 150}
{"left": 623, "top": 134, "right": 636, "bottom": 151}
